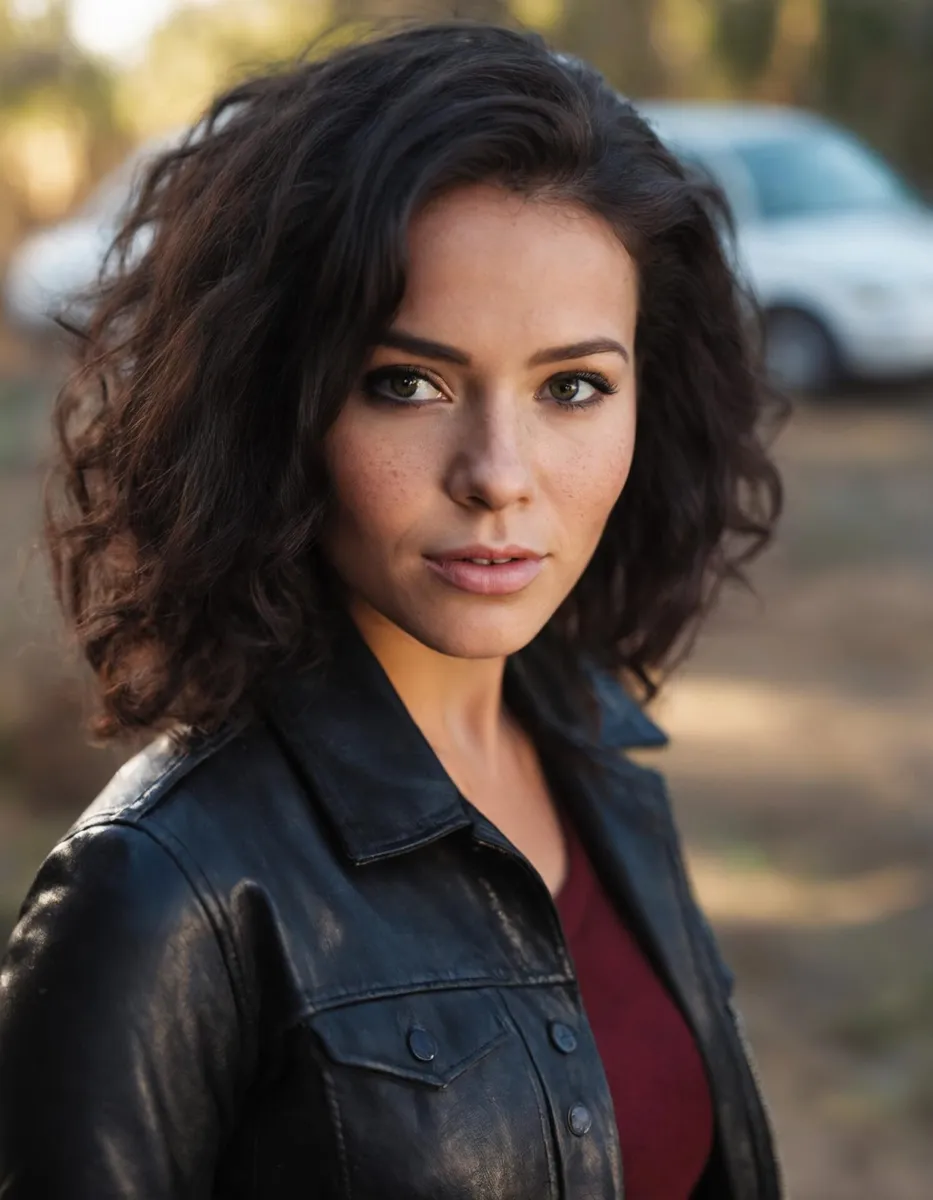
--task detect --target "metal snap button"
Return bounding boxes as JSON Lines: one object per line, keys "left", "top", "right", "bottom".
{"left": 407, "top": 1026, "right": 438, "bottom": 1063}
{"left": 567, "top": 1102, "right": 592, "bottom": 1137}
{"left": 548, "top": 1020, "right": 578, "bottom": 1054}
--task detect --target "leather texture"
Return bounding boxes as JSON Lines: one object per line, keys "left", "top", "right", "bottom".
{"left": 0, "top": 620, "right": 782, "bottom": 1198}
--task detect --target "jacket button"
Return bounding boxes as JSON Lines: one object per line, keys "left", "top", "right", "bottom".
{"left": 567, "top": 1102, "right": 592, "bottom": 1137}
{"left": 548, "top": 1020, "right": 578, "bottom": 1054}
{"left": 407, "top": 1026, "right": 438, "bottom": 1063}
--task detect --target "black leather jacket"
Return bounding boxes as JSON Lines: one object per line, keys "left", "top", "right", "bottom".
{"left": 0, "top": 623, "right": 782, "bottom": 1199}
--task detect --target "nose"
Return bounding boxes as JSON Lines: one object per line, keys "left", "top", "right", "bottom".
{"left": 445, "top": 392, "right": 535, "bottom": 512}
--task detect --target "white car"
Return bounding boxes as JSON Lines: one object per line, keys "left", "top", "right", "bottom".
{"left": 7, "top": 109, "right": 933, "bottom": 391}
{"left": 638, "top": 102, "right": 933, "bottom": 392}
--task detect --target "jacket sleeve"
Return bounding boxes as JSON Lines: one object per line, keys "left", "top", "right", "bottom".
{"left": 0, "top": 820, "right": 246, "bottom": 1199}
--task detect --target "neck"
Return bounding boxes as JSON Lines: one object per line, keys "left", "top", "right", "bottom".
{"left": 347, "top": 597, "right": 511, "bottom": 768}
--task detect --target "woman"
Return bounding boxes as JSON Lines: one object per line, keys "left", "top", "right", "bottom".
{"left": 0, "top": 21, "right": 784, "bottom": 1200}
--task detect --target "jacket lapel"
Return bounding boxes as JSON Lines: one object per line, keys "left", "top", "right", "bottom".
{"left": 570, "top": 752, "right": 720, "bottom": 1046}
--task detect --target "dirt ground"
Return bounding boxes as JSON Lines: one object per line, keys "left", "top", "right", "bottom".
{"left": 0, "top": 365, "right": 931, "bottom": 1198}
{"left": 653, "top": 388, "right": 933, "bottom": 1199}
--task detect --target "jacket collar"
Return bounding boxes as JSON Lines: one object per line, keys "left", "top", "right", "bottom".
{"left": 260, "top": 613, "right": 666, "bottom": 865}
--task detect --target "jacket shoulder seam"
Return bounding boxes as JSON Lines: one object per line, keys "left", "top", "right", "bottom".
{"left": 72, "top": 723, "right": 242, "bottom": 830}
{"left": 63, "top": 816, "right": 248, "bottom": 1020}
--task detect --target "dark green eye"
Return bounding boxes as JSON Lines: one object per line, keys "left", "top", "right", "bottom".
{"left": 548, "top": 376, "right": 583, "bottom": 403}
{"left": 388, "top": 373, "right": 420, "bottom": 399}
{"left": 544, "top": 371, "right": 615, "bottom": 409}
{"left": 362, "top": 367, "right": 444, "bottom": 405}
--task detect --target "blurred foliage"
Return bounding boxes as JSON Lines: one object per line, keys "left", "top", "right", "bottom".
{"left": 820, "top": 0, "right": 933, "bottom": 187}
{"left": 117, "top": 0, "right": 332, "bottom": 134}
{"left": 0, "top": 0, "right": 120, "bottom": 238}
{"left": 0, "top": 0, "right": 931, "bottom": 266}
{"left": 713, "top": 0, "right": 780, "bottom": 86}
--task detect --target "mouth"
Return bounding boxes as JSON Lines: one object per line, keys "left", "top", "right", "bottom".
{"left": 424, "top": 545, "right": 546, "bottom": 596}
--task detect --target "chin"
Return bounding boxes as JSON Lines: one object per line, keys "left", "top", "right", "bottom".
{"left": 397, "top": 602, "right": 549, "bottom": 661}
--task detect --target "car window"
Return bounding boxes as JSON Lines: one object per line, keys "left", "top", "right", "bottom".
{"left": 733, "top": 131, "right": 920, "bottom": 220}
{"left": 667, "top": 146, "right": 757, "bottom": 226}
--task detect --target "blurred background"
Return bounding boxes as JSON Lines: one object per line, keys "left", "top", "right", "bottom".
{"left": 1, "top": 2, "right": 931, "bottom": 1197}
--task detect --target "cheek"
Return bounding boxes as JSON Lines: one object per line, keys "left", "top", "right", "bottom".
{"left": 326, "top": 418, "right": 420, "bottom": 545}
{"left": 552, "top": 408, "right": 637, "bottom": 535}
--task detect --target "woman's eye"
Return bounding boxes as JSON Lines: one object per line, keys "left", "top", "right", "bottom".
{"left": 364, "top": 368, "right": 443, "bottom": 405}
{"left": 544, "top": 372, "right": 614, "bottom": 409}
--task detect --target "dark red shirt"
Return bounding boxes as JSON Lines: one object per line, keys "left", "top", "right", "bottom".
{"left": 555, "top": 816, "right": 714, "bottom": 1198}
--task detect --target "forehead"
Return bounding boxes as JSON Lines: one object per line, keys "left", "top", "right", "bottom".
{"left": 397, "top": 184, "right": 638, "bottom": 344}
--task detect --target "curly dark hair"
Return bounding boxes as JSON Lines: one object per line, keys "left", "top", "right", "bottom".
{"left": 45, "top": 20, "right": 784, "bottom": 742}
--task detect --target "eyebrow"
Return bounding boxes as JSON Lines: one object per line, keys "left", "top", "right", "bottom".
{"left": 377, "top": 329, "right": 630, "bottom": 366}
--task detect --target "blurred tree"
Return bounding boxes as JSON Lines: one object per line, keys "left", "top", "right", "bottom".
{"left": 712, "top": 0, "right": 779, "bottom": 86}
{"left": 710, "top": 0, "right": 824, "bottom": 102}
{"left": 756, "top": 0, "right": 822, "bottom": 102}
{"left": 901, "top": 1, "right": 933, "bottom": 188}
{"left": 820, "top": 0, "right": 933, "bottom": 187}
{"left": 335, "top": 0, "right": 510, "bottom": 17}
{"left": 512, "top": 0, "right": 563, "bottom": 30}
{"left": 0, "top": 0, "right": 122, "bottom": 258}
{"left": 115, "top": 0, "right": 332, "bottom": 136}
{"left": 2, "top": 0, "right": 932, "bottom": 261}
{"left": 556, "top": 0, "right": 666, "bottom": 94}
{"left": 650, "top": 0, "right": 724, "bottom": 99}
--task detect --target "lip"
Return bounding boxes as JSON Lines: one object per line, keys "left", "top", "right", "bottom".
{"left": 424, "top": 545, "right": 545, "bottom": 597}
{"left": 431, "top": 544, "right": 543, "bottom": 563}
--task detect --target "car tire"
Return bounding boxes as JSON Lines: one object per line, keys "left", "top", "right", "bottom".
{"left": 762, "top": 308, "right": 841, "bottom": 395}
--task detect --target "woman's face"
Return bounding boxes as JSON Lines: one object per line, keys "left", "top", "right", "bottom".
{"left": 324, "top": 183, "right": 639, "bottom": 660}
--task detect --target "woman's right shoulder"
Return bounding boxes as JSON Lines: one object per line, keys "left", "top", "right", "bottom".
{"left": 1, "top": 719, "right": 301, "bottom": 1023}
{"left": 72, "top": 719, "right": 261, "bottom": 835}
{"left": 9, "top": 716, "right": 307, "bottom": 964}
{"left": 0, "top": 735, "right": 262, "bottom": 1198}
{"left": 67, "top": 715, "right": 307, "bottom": 875}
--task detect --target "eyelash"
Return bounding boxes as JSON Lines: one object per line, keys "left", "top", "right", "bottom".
{"left": 361, "top": 366, "right": 618, "bottom": 411}
{"left": 551, "top": 370, "right": 618, "bottom": 411}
